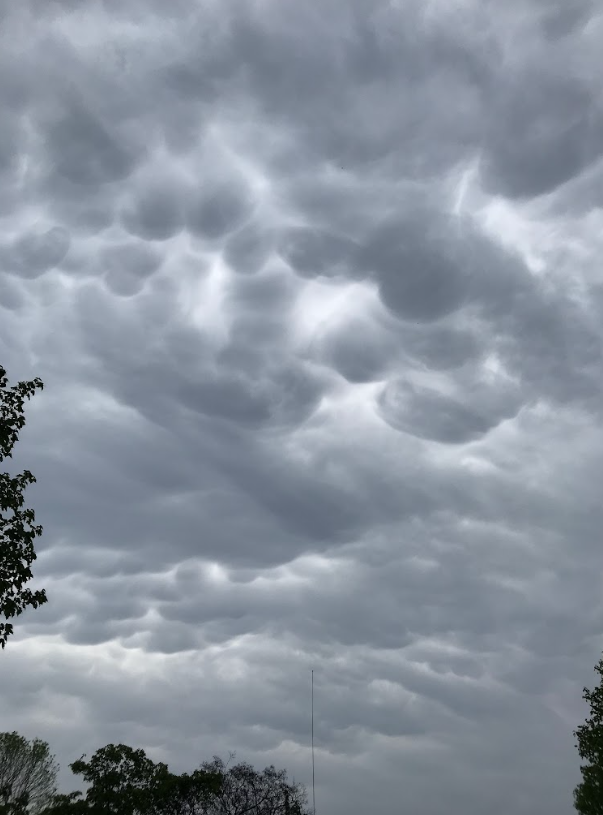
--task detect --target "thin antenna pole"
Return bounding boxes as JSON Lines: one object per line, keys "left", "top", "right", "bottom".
{"left": 311, "top": 669, "right": 316, "bottom": 815}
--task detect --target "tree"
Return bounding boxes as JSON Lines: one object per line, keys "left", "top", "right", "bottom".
{"left": 45, "top": 740, "right": 307, "bottom": 815}
{"left": 67, "top": 743, "right": 223, "bottom": 815}
{"left": 69, "top": 744, "right": 171, "bottom": 815}
{"left": 149, "top": 767, "right": 222, "bottom": 815}
{"left": 68, "top": 743, "right": 223, "bottom": 815}
{"left": 0, "top": 365, "right": 46, "bottom": 648}
{"left": 39, "top": 792, "right": 93, "bottom": 815}
{"left": 0, "top": 732, "right": 58, "bottom": 815}
{"left": 199, "top": 756, "right": 308, "bottom": 815}
{"left": 574, "top": 655, "right": 603, "bottom": 813}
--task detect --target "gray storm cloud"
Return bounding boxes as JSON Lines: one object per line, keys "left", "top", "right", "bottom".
{"left": 1, "top": 1, "right": 603, "bottom": 814}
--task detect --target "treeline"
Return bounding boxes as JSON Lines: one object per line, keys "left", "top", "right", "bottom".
{"left": 0, "top": 731, "right": 310, "bottom": 815}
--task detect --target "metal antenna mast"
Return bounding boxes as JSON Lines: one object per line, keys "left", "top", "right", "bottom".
{"left": 312, "top": 669, "right": 316, "bottom": 815}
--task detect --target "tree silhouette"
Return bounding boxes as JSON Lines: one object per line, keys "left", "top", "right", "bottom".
{"left": 0, "top": 365, "right": 46, "bottom": 648}
{"left": 574, "top": 655, "right": 603, "bottom": 813}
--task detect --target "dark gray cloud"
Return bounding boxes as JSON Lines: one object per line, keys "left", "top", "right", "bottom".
{"left": 377, "top": 378, "right": 516, "bottom": 444}
{"left": 48, "top": 101, "right": 140, "bottom": 187}
{"left": 4, "top": 226, "right": 71, "bottom": 279}
{"left": 223, "top": 223, "right": 275, "bottom": 275}
{"left": 121, "top": 186, "right": 184, "bottom": 242}
{"left": 278, "top": 227, "right": 359, "bottom": 280}
{"left": 1, "top": 2, "right": 602, "bottom": 814}
{"left": 186, "top": 179, "right": 255, "bottom": 241}
{"left": 100, "top": 240, "right": 163, "bottom": 297}
{"left": 483, "top": 70, "right": 603, "bottom": 200}
{"left": 362, "top": 217, "right": 476, "bottom": 322}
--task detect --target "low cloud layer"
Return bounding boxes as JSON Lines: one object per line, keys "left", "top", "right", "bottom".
{"left": 2, "top": 1, "right": 603, "bottom": 813}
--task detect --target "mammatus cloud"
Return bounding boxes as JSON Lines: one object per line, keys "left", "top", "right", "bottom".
{"left": 2, "top": 1, "right": 603, "bottom": 813}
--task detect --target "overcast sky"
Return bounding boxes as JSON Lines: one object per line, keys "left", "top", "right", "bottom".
{"left": 1, "top": 1, "right": 603, "bottom": 813}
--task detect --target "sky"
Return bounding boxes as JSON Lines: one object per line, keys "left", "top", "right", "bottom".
{"left": 1, "top": 0, "right": 603, "bottom": 813}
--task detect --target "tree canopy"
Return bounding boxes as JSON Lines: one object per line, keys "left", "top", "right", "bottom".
{"left": 66, "top": 742, "right": 223, "bottom": 815}
{"left": 0, "top": 731, "right": 58, "bottom": 815}
{"left": 574, "top": 655, "right": 603, "bottom": 814}
{"left": 0, "top": 365, "right": 46, "bottom": 648}
{"left": 0, "top": 735, "right": 312, "bottom": 815}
